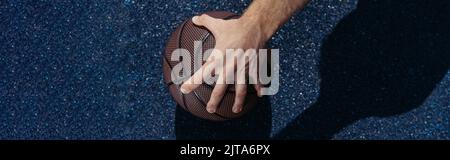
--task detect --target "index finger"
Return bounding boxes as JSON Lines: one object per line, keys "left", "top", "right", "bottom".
{"left": 180, "top": 60, "right": 214, "bottom": 94}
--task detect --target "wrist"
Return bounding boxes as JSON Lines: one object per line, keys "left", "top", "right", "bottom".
{"left": 238, "top": 14, "right": 277, "bottom": 43}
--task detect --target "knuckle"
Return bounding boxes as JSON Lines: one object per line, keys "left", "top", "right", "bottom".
{"left": 199, "top": 14, "right": 208, "bottom": 21}
{"left": 207, "top": 101, "right": 218, "bottom": 108}
{"left": 236, "top": 90, "right": 247, "bottom": 97}
{"left": 181, "top": 81, "right": 191, "bottom": 87}
{"left": 207, "top": 104, "right": 216, "bottom": 109}
{"left": 211, "top": 90, "right": 221, "bottom": 98}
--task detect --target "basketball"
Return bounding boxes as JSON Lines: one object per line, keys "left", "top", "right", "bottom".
{"left": 162, "top": 11, "right": 259, "bottom": 121}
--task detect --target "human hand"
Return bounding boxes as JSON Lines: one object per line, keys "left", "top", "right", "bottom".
{"left": 180, "top": 14, "right": 269, "bottom": 114}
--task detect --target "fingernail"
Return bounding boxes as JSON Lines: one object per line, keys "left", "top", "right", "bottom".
{"left": 257, "top": 90, "right": 263, "bottom": 97}
{"left": 192, "top": 16, "right": 199, "bottom": 23}
{"left": 207, "top": 106, "right": 216, "bottom": 113}
{"left": 233, "top": 107, "right": 241, "bottom": 113}
{"left": 180, "top": 87, "right": 189, "bottom": 94}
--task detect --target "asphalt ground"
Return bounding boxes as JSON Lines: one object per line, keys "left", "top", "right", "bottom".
{"left": 0, "top": 0, "right": 449, "bottom": 139}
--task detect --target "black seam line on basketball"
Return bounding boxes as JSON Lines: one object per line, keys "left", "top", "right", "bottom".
{"left": 162, "top": 19, "right": 188, "bottom": 70}
{"left": 192, "top": 90, "right": 207, "bottom": 107}
{"left": 224, "top": 14, "right": 240, "bottom": 20}
{"left": 178, "top": 20, "right": 189, "bottom": 49}
{"left": 165, "top": 81, "right": 174, "bottom": 86}
{"left": 190, "top": 83, "right": 230, "bottom": 113}
{"left": 200, "top": 32, "right": 210, "bottom": 43}
{"left": 177, "top": 21, "right": 191, "bottom": 112}
{"left": 196, "top": 13, "right": 238, "bottom": 66}
{"left": 192, "top": 90, "right": 230, "bottom": 120}
{"left": 194, "top": 36, "right": 208, "bottom": 62}
{"left": 197, "top": 14, "right": 232, "bottom": 49}
{"left": 203, "top": 83, "right": 257, "bottom": 94}
{"left": 191, "top": 32, "right": 210, "bottom": 63}
{"left": 204, "top": 84, "right": 235, "bottom": 93}
{"left": 163, "top": 19, "right": 188, "bottom": 69}
{"left": 162, "top": 56, "right": 175, "bottom": 86}
{"left": 193, "top": 14, "right": 238, "bottom": 57}
{"left": 196, "top": 14, "right": 237, "bottom": 44}
{"left": 163, "top": 53, "right": 174, "bottom": 70}
{"left": 214, "top": 112, "right": 230, "bottom": 120}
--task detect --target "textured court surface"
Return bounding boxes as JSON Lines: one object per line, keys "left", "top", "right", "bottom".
{"left": 0, "top": 0, "right": 449, "bottom": 139}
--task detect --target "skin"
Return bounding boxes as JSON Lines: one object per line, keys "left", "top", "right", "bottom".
{"left": 180, "top": 0, "right": 311, "bottom": 113}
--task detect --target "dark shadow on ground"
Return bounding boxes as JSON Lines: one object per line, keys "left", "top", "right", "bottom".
{"left": 175, "top": 97, "right": 272, "bottom": 140}
{"left": 275, "top": 0, "right": 450, "bottom": 139}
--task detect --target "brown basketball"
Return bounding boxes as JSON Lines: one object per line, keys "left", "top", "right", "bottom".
{"left": 162, "top": 11, "right": 258, "bottom": 121}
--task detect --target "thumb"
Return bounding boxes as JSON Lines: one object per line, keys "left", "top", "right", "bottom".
{"left": 192, "top": 14, "right": 220, "bottom": 34}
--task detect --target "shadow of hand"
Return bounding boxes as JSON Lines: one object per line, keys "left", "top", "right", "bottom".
{"left": 275, "top": 0, "right": 450, "bottom": 139}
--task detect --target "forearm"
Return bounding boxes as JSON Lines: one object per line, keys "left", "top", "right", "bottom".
{"left": 240, "top": 0, "right": 310, "bottom": 41}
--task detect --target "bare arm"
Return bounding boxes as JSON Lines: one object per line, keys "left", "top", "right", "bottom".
{"left": 242, "top": 0, "right": 311, "bottom": 42}
{"left": 181, "top": 0, "right": 310, "bottom": 113}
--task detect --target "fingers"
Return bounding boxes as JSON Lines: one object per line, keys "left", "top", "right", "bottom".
{"left": 244, "top": 49, "right": 262, "bottom": 97}
{"left": 180, "top": 47, "right": 224, "bottom": 94}
{"left": 180, "top": 60, "right": 214, "bottom": 94}
{"left": 248, "top": 65, "right": 263, "bottom": 97}
{"left": 206, "top": 76, "right": 228, "bottom": 113}
{"left": 192, "top": 14, "right": 220, "bottom": 35}
{"left": 192, "top": 14, "right": 217, "bottom": 27}
{"left": 254, "top": 83, "right": 263, "bottom": 97}
{"left": 233, "top": 84, "right": 247, "bottom": 113}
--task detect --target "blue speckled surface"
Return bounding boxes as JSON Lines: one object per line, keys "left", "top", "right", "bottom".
{"left": 0, "top": 0, "right": 449, "bottom": 139}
